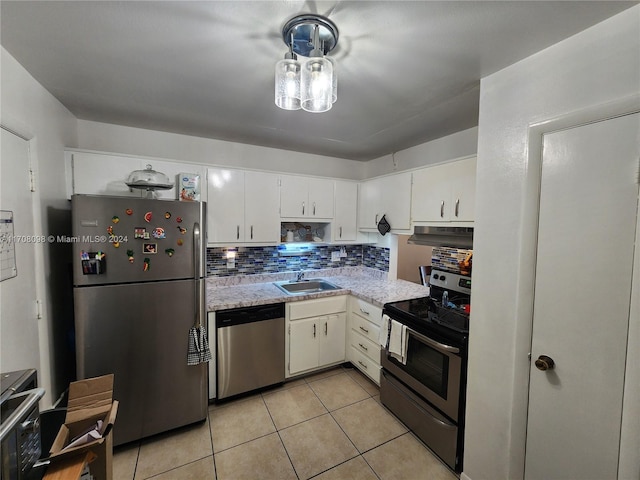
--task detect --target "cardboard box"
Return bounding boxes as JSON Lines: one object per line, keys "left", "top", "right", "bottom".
{"left": 178, "top": 173, "right": 200, "bottom": 201}
{"left": 48, "top": 374, "right": 118, "bottom": 480}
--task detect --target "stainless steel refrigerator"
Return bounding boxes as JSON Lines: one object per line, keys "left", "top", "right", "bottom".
{"left": 71, "top": 194, "right": 207, "bottom": 446}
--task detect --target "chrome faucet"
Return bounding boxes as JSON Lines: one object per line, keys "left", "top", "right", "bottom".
{"left": 296, "top": 271, "right": 305, "bottom": 282}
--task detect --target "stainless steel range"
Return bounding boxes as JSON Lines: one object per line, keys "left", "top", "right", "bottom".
{"left": 380, "top": 269, "right": 470, "bottom": 473}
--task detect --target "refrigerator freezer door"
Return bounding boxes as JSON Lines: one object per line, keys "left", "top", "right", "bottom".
{"left": 72, "top": 195, "right": 205, "bottom": 286}
{"left": 74, "top": 279, "right": 207, "bottom": 445}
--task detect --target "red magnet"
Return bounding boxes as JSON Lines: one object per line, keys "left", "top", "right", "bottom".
{"left": 143, "top": 258, "right": 150, "bottom": 271}
{"left": 144, "top": 212, "right": 153, "bottom": 223}
{"left": 125, "top": 208, "right": 133, "bottom": 216}
{"left": 176, "top": 217, "right": 183, "bottom": 223}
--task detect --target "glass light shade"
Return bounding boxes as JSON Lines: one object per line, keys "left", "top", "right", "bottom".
{"left": 327, "top": 56, "right": 337, "bottom": 103}
{"left": 275, "top": 58, "right": 301, "bottom": 110}
{"left": 301, "top": 57, "right": 333, "bottom": 113}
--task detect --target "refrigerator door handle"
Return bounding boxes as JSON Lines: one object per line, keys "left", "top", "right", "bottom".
{"left": 193, "top": 222, "right": 201, "bottom": 328}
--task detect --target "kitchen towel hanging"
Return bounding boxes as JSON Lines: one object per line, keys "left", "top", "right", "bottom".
{"left": 377, "top": 214, "right": 391, "bottom": 235}
{"left": 187, "top": 325, "right": 212, "bottom": 365}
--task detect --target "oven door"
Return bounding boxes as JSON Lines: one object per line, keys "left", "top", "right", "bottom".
{"left": 381, "top": 325, "right": 461, "bottom": 421}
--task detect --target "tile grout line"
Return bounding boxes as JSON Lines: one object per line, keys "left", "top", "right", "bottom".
{"left": 260, "top": 392, "right": 301, "bottom": 480}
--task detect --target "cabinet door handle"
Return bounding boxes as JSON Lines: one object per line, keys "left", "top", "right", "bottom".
{"left": 250, "top": 225, "right": 254, "bottom": 239}
{"left": 455, "top": 198, "right": 460, "bottom": 217}
{"left": 375, "top": 214, "right": 378, "bottom": 225}
{"left": 236, "top": 225, "right": 240, "bottom": 240}
{"left": 313, "top": 202, "right": 316, "bottom": 216}
{"left": 313, "top": 323, "right": 316, "bottom": 338}
{"left": 359, "top": 325, "right": 369, "bottom": 334}
{"left": 339, "top": 226, "right": 342, "bottom": 238}
{"left": 302, "top": 202, "right": 305, "bottom": 215}
{"left": 325, "top": 322, "right": 328, "bottom": 335}
{"left": 358, "top": 360, "right": 368, "bottom": 369}
{"left": 360, "top": 308, "right": 370, "bottom": 316}
{"left": 358, "top": 343, "right": 368, "bottom": 351}
{"left": 440, "top": 201, "right": 445, "bottom": 218}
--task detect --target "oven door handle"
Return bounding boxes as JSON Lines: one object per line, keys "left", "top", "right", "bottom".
{"left": 0, "top": 388, "right": 45, "bottom": 442}
{"left": 406, "top": 326, "right": 460, "bottom": 354}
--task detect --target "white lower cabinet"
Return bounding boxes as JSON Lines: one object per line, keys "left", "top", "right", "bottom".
{"left": 347, "top": 297, "right": 383, "bottom": 384}
{"left": 286, "top": 296, "right": 347, "bottom": 377}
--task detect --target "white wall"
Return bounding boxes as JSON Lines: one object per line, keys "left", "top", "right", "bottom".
{"left": 1, "top": 47, "right": 78, "bottom": 407}
{"left": 464, "top": 6, "right": 640, "bottom": 480}
{"left": 76, "top": 120, "right": 367, "bottom": 180}
{"left": 365, "top": 126, "right": 478, "bottom": 178}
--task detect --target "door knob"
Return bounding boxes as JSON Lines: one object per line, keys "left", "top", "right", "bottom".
{"left": 535, "top": 355, "right": 555, "bottom": 371}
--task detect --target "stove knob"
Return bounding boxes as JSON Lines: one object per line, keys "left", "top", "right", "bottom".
{"left": 440, "top": 275, "right": 446, "bottom": 281}
{"left": 433, "top": 274, "right": 439, "bottom": 280}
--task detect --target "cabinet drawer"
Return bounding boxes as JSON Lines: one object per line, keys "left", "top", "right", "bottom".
{"left": 350, "top": 346, "right": 381, "bottom": 385}
{"left": 349, "top": 315, "right": 380, "bottom": 345}
{"left": 349, "top": 297, "right": 382, "bottom": 326}
{"left": 349, "top": 329, "right": 380, "bottom": 363}
{"left": 288, "top": 296, "right": 347, "bottom": 320}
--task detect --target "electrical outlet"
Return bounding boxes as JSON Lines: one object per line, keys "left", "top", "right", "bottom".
{"left": 340, "top": 247, "right": 347, "bottom": 258}
{"left": 331, "top": 251, "right": 340, "bottom": 262}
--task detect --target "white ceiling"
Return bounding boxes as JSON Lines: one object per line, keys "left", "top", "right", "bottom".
{"left": 1, "top": 1, "right": 636, "bottom": 161}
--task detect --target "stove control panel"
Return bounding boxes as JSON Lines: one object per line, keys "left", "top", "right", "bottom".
{"left": 430, "top": 270, "right": 471, "bottom": 295}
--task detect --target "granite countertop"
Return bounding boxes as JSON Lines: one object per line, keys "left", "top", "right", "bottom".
{"left": 206, "top": 266, "right": 430, "bottom": 311}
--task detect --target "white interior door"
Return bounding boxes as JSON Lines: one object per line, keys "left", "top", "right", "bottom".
{"left": 0, "top": 127, "right": 41, "bottom": 372}
{"left": 524, "top": 113, "right": 640, "bottom": 479}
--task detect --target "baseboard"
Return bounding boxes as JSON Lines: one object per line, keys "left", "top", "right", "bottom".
{"left": 460, "top": 472, "right": 472, "bottom": 480}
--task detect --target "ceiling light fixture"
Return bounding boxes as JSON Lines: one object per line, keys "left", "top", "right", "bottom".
{"left": 275, "top": 14, "right": 339, "bottom": 113}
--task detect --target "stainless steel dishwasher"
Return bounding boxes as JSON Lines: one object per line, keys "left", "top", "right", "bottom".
{"left": 216, "top": 303, "right": 285, "bottom": 400}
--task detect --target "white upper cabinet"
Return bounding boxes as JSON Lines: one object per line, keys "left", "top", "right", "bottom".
{"left": 332, "top": 181, "right": 358, "bottom": 242}
{"left": 69, "top": 151, "right": 207, "bottom": 201}
{"left": 358, "top": 172, "right": 412, "bottom": 232}
{"left": 411, "top": 156, "right": 476, "bottom": 223}
{"left": 71, "top": 152, "right": 144, "bottom": 197}
{"left": 207, "top": 168, "right": 279, "bottom": 244}
{"left": 280, "top": 175, "right": 334, "bottom": 219}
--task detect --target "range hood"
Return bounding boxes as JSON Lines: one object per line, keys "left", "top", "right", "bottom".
{"left": 407, "top": 226, "right": 473, "bottom": 248}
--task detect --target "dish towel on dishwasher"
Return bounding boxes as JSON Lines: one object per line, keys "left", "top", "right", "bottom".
{"left": 379, "top": 315, "right": 408, "bottom": 365}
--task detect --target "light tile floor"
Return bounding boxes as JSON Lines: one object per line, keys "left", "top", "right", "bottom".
{"left": 114, "top": 365, "right": 458, "bottom": 480}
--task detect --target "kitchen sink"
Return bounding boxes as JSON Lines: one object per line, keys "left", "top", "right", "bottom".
{"left": 273, "top": 279, "right": 342, "bottom": 295}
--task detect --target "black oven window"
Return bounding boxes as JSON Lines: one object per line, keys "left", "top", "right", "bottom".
{"left": 404, "top": 336, "right": 449, "bottom": 399}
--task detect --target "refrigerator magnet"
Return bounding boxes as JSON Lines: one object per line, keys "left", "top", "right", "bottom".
{"left": 112, "top": 216, "right": 120, "bottom": 224}
{"left": 143, "top": 258, "right": 150, "bottom": 271}
{"left": 177, "top": 238, "right": 184, "bottom": 246}
{"left": 126, "top": 250, "right": 135, "bottom": 263}
{"left": 152, "top": 227, "right": 166, "bottom": 239}
{"left": 177, "top": 226, "right": 187, "bottom": 234}
{"left": 143, "top": 243, "right": 157, "bottom": 254}
{"left": 134, "top": 227, "right": 146, "bottom": 239}
{"left": 176, "top": 216, "right": 182, "bottom": 223}
{"left": 164, "top": 211, "right": 171, "bottom": 219}
{"left": 165, "top": 248, "right": 175, "bottom": 257}
{"left": 107, "top": 225, "right": 114, "bottom": 235}
{"left": 125, "top": 208, "right": 133, "bottom": 216}
{"left": 144, "top": 211, "right": 153, "bottom": 223}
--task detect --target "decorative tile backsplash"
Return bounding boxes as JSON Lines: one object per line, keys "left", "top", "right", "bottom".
{"left": 206, "top": 244, "right": 389, "bottom": 276}
{"left": 431, "top": 246, "right": 472, "bottom": 273}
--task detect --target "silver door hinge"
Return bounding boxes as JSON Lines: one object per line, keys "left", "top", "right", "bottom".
{"left": 29, "top": 168, "right": 36, "bottom": 192}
